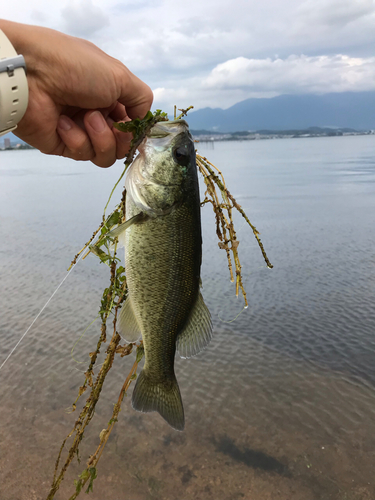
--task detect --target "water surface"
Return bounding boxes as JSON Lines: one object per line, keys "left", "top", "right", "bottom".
{"left": 1, "top": 136, "right": 375, "bottom": 500}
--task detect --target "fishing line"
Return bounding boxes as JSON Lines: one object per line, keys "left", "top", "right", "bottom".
{"left": 0, "top": 252, "right": 84, "bottom": 373}
{"left": 217, "top": 261, "right": 273, "bottom": 324}
{"left": 218, "top": 304, "right": 247, "bottom": 324}
{"left": 71, "top": 315, "right": 100, "bottom": 365}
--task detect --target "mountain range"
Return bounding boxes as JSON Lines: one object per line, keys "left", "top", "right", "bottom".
{"left": 185, "top": 91, "right": 375, "bottom": 133}
{"left": 2, "top": 92, "right": 375, "bottom": 147}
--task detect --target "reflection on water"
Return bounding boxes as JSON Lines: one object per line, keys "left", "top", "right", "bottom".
{"left": 1, "top": 136, "right": 375, "bottom": 499}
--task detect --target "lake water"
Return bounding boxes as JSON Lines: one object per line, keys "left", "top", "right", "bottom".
{"left": 1, "top": 135, "right": 375, "bottom": 500}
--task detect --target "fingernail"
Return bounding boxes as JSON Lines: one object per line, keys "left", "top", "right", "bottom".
{"left": 58, "top": 115, "right": 72, "bottom": 131}
{"left": 88, "top": 110, "right": 106, "bottom": 132}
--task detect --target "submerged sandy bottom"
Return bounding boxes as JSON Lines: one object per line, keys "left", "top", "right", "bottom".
{"left": 1, "top": 355, "right": 374, "bottom": 500}
{"left": 0, "top": 300, "right": 374, "bottom": 500}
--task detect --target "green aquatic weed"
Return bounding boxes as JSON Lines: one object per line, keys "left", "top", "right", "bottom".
{"left": 73, "top": 467, "right": 97, "bottom": 495}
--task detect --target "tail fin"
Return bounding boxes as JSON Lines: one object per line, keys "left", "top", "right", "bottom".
{"left": 132, "top": 369, "right": 185, "bottom": 431}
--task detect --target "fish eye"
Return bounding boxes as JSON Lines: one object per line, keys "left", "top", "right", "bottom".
{"left": 173, "top": 146, "right": 190, "bottom": 166}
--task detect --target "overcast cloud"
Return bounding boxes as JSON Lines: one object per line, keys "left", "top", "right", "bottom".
{"left": 2, "top": 0, "right": 375, "bottom": 111}
{"left": 61, "top": 0, "right": 110, "bottom": 36}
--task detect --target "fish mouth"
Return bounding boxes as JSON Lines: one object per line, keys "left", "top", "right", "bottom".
{"left": 148, "top": 120, "right": 189, "bottom": 139}
{"left": 139, "top": 120, "right": 192, "bottom": 160}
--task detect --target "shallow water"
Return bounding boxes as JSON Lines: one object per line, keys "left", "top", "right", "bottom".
{"left": 1, "top": 136, "right": 375, "bottom": 500}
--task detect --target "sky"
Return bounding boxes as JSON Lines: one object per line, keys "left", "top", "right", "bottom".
{"left": 2, "top": 0, "right": 375, "bottom": 113}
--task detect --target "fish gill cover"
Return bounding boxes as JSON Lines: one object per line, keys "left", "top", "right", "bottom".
{"left": 46, "top": 107, "right": 272, "bottom": 499}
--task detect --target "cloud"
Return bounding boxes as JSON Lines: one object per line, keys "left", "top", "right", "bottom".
{"left": 152, "top": 82, "right": 277, "bottom": 113}
{"left": 203, "top": 55, "right": 375, "bottom": 95}
{"left": 3, "top": 0, "right": 375, "bottom": 111}
{"left": 97, "top": 0, "right": 375, "bottom": 96}
{"left": 30, "top": 9, "right": 47, "bottom": 23}
{"left": 298, "top": 0, "right": 375, "bottom": 27}
{"left": 152, "top": 54, "right": 375, "bottom": 111}
{"left": 61, "top": 0, "right": 110, "bottom": 37}
{"left": 152, "top": 85, "right": 205, "bottom": 116}
{"left": 111, "top": 0, "right": 160, "bottom": 13}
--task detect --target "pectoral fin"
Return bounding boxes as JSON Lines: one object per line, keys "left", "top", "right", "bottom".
{"left": 118, "top": 298, "right": 142, "bottom": 342}
{"left": 177, "top": 292, "right": 212, "bottom": 358}
{"left": 106, "top": 212, "right": 148, "bottom": 239}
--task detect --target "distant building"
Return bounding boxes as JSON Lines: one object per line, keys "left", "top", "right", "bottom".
{"left": 4, "top": 138, "right": 11, "bottom": 149}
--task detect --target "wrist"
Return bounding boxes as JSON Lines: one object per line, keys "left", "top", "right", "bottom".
{"left": 0, "top": 21, "right": 29, "bottom": 135}
{"left": 0, "top": 20, "right": 24, "bottom": 54}
{"left": 0, "top": 20, "right": 42, "bottom": 75}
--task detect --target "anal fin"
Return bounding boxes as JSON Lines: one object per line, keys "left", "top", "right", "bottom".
{"left": 118, "top": 298, "right": 142, "bottom": 343}
{"left": 177, "top": 292, "right": 212, "bottom": 359}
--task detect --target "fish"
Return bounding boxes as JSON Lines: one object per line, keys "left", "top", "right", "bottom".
{"left": 116, "top": 119, "right": 212, "bottom": 431}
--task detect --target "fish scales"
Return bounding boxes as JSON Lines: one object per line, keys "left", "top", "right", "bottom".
{"left": 126, "top": 203, "right": 201, "bottom": 372}
{"left": 118, "top": 120, "right": 212, "bottom": 430}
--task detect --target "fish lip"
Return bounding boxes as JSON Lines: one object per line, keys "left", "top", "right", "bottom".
{"left": 159, "top": 119, "right": 189, "bottom": 126}
{"left": 147, "top": 120, "right": 190, "bottom": 138}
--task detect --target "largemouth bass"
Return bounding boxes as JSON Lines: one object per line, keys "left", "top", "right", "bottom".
{"left": 117, "top": 120, "right": 212, "bottom": 431}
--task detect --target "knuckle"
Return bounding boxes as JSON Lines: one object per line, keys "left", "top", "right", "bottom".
{"left": 59, "top": 131, "right": 94, "bottom": 160}
{"left": 93, "top": 157, "right": 116, "bottom": 168}
{"left": 72, "top": 150, "right": 92, "bottom": 161}
{"left": 91, "top": 135, "right": 116, "bottom": 164}
{"left": 62, "top": 146, "right": 93, "bottom": 161}
{"left": 145, "top": 85, "right": 154, "bottom": 106}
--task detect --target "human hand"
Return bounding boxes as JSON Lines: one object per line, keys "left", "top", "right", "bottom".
{"left": 0, "top": 20, "right": 153, "bottom": 167}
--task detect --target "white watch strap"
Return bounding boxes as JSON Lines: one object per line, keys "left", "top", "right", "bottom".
{"left": 0, "top": 29, "right": 28, "bottom": 136}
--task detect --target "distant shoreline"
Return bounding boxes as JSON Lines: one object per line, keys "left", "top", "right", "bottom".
{"left": 192, "top": 127, "right": 375, "bottom": 142}
{"left": 2, "top": 128, "right": 374, "bottom": 151}
{"left": 0, "top": 144, "right": 35, "bottom": 151}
